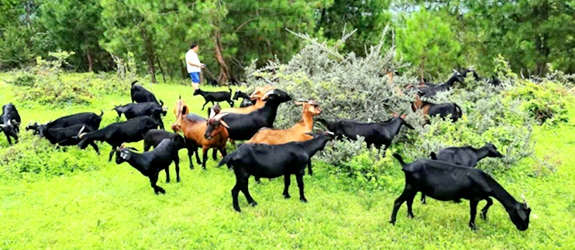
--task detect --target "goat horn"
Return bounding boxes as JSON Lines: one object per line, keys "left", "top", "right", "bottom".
{"left": 220, "top": 120, "right": 230, "bottom": 129}
{"left": 78, "top": 125, "right": 86, "bottom": 135}
{"left": 521, "top": 194, "right": 529, "bottom": 208}
{"left": 0, "top": 124, "right": 6, "bottom": 129}
{"left": 115, "top": 146, "right": 121, "bottom": 152}
{"left": 213, "top": 112, "right": 229, "bottom": 120}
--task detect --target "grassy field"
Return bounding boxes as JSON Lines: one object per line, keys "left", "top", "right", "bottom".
{"left": 0, "top": 73, "right": 574, "bottom": 249}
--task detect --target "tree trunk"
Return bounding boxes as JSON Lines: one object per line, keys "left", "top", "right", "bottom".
{"left": 420, "top": 56, "right": 426, "bottom": 83}
{"left": 86, "top": 48, "right": 93, "bottom": 72}
{"left": 140, "top": 27, "right": 157, "bottom": 83}
{"left": 181, "top": 60, "right": 188, "bottom": 79}
{"left": 213, "top": 31, "right": 229, "bottom": 84}
{"left": 156, "top": 56, "right": 166, "bottom": 83}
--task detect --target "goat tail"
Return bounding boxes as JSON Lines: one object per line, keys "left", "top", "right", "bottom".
{"left": 131, "top": 80, "right": 138, "bottom": 87}
{"left": 217, "top": 151, "right": 236, "bottom": 169}
{"left": 392, "top": 153, "right": 407, "bottom": 167}
{"left": 228, "top": 87, "right": 232, "bottom": 94}
{"left": 454, "top": 103, "right": 462, "bottom": 118}
{"left": 429, "top": 152, "right": 437, "bottom": 160}
{"left": 99, "top": 110, "right": 104, "bottom": 117}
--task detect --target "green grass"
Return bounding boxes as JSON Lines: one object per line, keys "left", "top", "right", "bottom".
{"left": 1, "top": 73, "right": 574, "bottom": 249}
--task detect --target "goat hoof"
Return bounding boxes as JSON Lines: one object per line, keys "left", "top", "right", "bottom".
{"left": 389, "top": 220, "right": 396, "bottom": 225}
{"left": 249, "top": 201, "right": 258, "bottom": 207}
{"left": 283, "top": 194, "right": 291, "bottom": 199}
{"left": 177, "top": 178, "right": 181, "bottom": 183}
{"left": 300, "top": 197, "right": 308, "bottom": 203}
{"left": 480, "top": 212, "right": 487, "bottom": 220}
{"left": 234, "top": 207, "right": 241, "bottom": 212}
{"left": 408, "top": 213, "right": 415, "bottom": 219}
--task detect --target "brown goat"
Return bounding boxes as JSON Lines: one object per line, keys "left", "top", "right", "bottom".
{"left": 219, "top": 85, "right": 275, "bottom": 114}
{"left": 171, "top": 106, "right": 228, "bottom": 170}
{"left": 247, "top": 100, "right": 322, "bottom": 177}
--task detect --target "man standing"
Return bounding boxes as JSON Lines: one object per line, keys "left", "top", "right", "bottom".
{"left": 186, "top": 42, "right": 205, "bottom": 90}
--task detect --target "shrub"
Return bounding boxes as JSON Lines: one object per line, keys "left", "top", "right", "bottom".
{"left": 241, "top": 27, "right": 563, "bottom": 184}
{"left": 0, "top": 134, "right": 101, "bottom": 181}
{"left": 8, "top": 50, "right": 127, "bottom": 106}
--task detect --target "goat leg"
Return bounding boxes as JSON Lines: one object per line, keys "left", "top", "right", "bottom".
{"left": 420, "top": 193, "right": 427, "bottom": 204}
{"left": 283, "top": 174, "right": 291, "bottom": 199}
{"left": 389, "top": 187, "right": 415, "bottom": 225}
{"left": 307, "top": 161, "right": 313, "bottom": 176}
{"left": 164, "top": 166, "right": 171, "bottom": 183}
{"left": 212, "top": 148, "right": 218, "bottom": 160}
{"left": 89, "top": 141, "right": 100, "bottom": 155}
{"left": 194, "top": 147, "right": 201, "bottom": 165}
{"left": 201, "top": 147, "right": 208, "bottom": 170}
{"left": 240, "top": 179, "right": 257, "bottom": 207}
{"left": 150, "top": 174, "right": 166, "bottom": 195}
{"left": 187, "top": 147, "right": 194, "bottom": 170}
{"left": 406, "top": 193, "right": 416, "bottom": 219}
{"left": 231, "top": 184, "right": 241, "bottom": 212}
{"left": 174, "top": 155, "right": 181, "bottom": 182}
{"left": 108, "top": 149, "right": 115, "bottom": 162}
{"left": 296, "top": 174, "right": 307, "bottom": 202}
{"left": 201, "top": 101, "right": 208, "bottom": 110}
{"left": 255, "top": 176, "right": 261, "bottom": 184}
{"left": 480, "top": 197, "right": 493, "bottom": 220}
{"left": 469, "top": 199, "right": 479, "bottom": 230}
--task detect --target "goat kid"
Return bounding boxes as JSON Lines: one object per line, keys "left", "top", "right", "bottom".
{"left": 232, "top": 90, "right": 255, "bottom": 108}
{"left": 1, "top": 103, "right": 22, "bottom": 145}
{"left": 115, "top": 139, "right": 181, "bottom": 194}
{"left": 193, "top": 87, "right": 234, "bottom": 110}
{"left": 390, "top": 153, "right": 531, "bottom": 231}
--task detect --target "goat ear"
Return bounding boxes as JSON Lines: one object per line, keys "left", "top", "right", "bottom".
{"left": 294, "top": 101, "right": 305, "bottom": 106}
{"left": 521, "top": 194, "right": 529, "bottom": 209}
{"left": 209, "top": 108, "right": 216, "bottom": 118}
{"left": 120, "top": 143, "right": 126, "bottom": 149}
{"left": 400, "top": 114, "right": 407, "bottom": 119}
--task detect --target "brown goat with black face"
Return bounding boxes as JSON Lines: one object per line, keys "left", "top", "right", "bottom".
{"left": 171, "top": 106, "right": 228, "bottom": 170}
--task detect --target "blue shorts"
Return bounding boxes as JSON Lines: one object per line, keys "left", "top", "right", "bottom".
{"left": 189, "top": 72, "right": 200, "bottom": 84}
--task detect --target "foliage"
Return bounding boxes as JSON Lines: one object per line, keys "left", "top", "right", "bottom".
{"left": 7, "top": 51, "right": 126, "bottom": 106}
{"left": 0, "top": 134, "right": 100, "bottom": 181}
{"left": 396, "top": 7, "right": 462, "bottom": 80}
{"left": 0, "top": 26, "right": 34, "bottom": 69}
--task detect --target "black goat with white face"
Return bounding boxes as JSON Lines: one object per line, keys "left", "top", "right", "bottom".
{"left": 115, "top": 138, "right": 181, "bottom": 194}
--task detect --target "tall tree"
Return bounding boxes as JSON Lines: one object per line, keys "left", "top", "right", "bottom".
{"left": 396, "top": 7, "right": 462, "bottom": 81}
{"left": 37, "top": 0, "right": 105, "bottom": 72}
{"left": 465, "top": 0, "right": 575, "bottom": 75}
{"left": 315, "top": 0, "right": 392, "bottom": 56}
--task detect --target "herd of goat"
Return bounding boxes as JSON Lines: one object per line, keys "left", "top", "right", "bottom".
{"left": 0, "top": 68, "right": 530, "bottom": 231}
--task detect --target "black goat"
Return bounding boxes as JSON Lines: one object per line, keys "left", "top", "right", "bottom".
{"left": 430, "top": 143, "right": 505, "bottom": 168}
{"left": 206, "top": 89, "right": 292, "bottom": 141}
{"left": 417, "top": 70, "right": 465, "bottom": 97}
{"left": 0, "top": 103, "right": 22, "bottom": 145}
{"left": 131, "top": 80, "right": 162, "bottom": 104}
{"left": 462, "top": 68, "right": 501, "bottom": 87}
{"left": 26, "top": 111, "right": 104, "bottom": 137}
{"left": 42, "top": 124, "right": 100, "bottom": 153}
{"left": 316, "top": 114, "right": 414, "bottom": 156}
{"left": 420, "top": 143, "right": 505, "bottom": 204}
{"left": 390, "top": 153, "right": 531, "bottom": 231}
{"left": 112, "top": 102, "right": 167, "bottom": 129}
{"left": 412, "top": 96, "right": 462, "bottom": 123}
{"left": 217, "top": 131, "right": 334, "bottom": 212}
{"left": 143, "top": 129, "right": 201, "bottom": 169}
{"left": 232, "top": 90, "right": 255, "bottom": 108}
{"left": 193, "top": 87, "right": 235, "bottom": 110}
{"left": 205, "top": 76, "right": 219, "bottom": 86}
{"left": 77, "top": 116, "right": 160, "bottom": 161}
{"left": 115, "top": 138, "right": 181, "bottom": 194}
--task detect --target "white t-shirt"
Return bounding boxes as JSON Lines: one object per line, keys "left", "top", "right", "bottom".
{"left": 185, "top": 50, "right": 201, "bottom": 73}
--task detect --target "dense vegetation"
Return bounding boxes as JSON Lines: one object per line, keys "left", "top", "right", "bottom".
{"left": 2, "top": 0, "right": 575, "bottom": 82}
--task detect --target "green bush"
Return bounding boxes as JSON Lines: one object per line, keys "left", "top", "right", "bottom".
{"left": 0, "top": 135, "right": 101, "bottom": 181}
{"left": 8, "top": 51, "right": 127, "bottom": 106}
{"left": 505, "top": 79, "right": 570, "bottom": 125}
